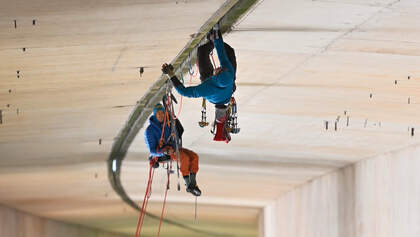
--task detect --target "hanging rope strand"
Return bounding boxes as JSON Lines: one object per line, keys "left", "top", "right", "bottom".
{"left": 166, "top": 90, "right": 181, "bottom": 191}
{"left": 134, "top": 162, "right": 156, "bottom": 237}
{"left": 157, "top": 163, "right": 171, "bottom": 236}
{"left": 187, "top": 56, "right": 199, "bottom": 77}
{"left": 176, "top": 72, "right": 184, "bottom": 118}
{"left": 193, "top": 60, "right": 199, "bottom": 77}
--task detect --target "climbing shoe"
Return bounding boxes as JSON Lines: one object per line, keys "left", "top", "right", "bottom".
{"left": 187, "top": 173, "right": 201, "bottom": 196}
{"left": 186, "top": 183, "right": 202, "bottom": 196}
{"left": 183, "top": 175, "right": 191, "bottom": 187}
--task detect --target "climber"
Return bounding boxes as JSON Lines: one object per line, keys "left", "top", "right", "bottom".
{"left": 162, "top": 28, "right": 236, "bottom": 143}
{"left": 144, "top": 103, "right": 201, "bottom": 196}
{"left": 196, "top": 31, "right": 237, "bottom": 92}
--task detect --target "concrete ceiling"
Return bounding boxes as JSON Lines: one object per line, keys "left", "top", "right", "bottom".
{"left": 1, "top": 0, "right": 420, "bottom": 236}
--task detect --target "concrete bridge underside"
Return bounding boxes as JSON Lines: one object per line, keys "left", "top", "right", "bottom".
{"left": 1, "top": 0, "right": 420, "bottom": 236}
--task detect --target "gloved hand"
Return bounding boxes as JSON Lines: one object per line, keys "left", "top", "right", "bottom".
{"left": 207, "top": 30, "right": 215, "bottom": 41}
{"left": 167, "top": 147, "right": 175, "bottom": 156}
{"left": 162, "top": 63, "right": 175, "bottom": 77}
{"left": 169, "top": 75, "right": 182, "bottom": 88}
{"left": 162, "top": 146, "right": 175, "bottom": 156}
{"left": 207, "top": 27, "right": 222, "bottom": 41}
{"left": 149, "top": 157, "right": 159, "bottom": 168}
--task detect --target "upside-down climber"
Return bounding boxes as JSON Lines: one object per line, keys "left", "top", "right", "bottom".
{"left": 162, "top": 27, "right": 237, "bottom": 143}
{"left": 197, "top": 29, "right": 237, "bottom": 93}
{"left": 144, "top": 103, "right": 201, "bottom": 196}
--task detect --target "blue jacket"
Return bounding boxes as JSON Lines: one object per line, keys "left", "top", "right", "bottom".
{"left": 144, "top": 115, "right": 173, "bottom": 157}
{"left": 174, "top": 37, "right": 234, "bottom": 105}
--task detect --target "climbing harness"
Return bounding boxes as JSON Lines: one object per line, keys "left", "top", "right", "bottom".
{"left": 209, "top": 97, "right": 240, "bottom": 134}
{"left": 209, "top": 97, "right": 240, "bottom": 143}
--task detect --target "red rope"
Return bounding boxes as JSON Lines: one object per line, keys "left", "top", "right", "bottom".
{"left": 158, "top": 91, "right": 170, "bottom": 152}
{"left": 176, "top": 97, "right": 183, "bottom": 118}
{"left": 159, "top": 108, "right": 168, "bottom": 141}
{"left": 157, "top": 163, "right": 171, "bottom": 237}
{"left": 193, "top": 62, "right": 199, "bottom": 77}
{"left": 176, "top": 69, "right": 194, "bottom": 118}
{"left": 189, "top": 64, "right": 195, "bottom": 83}
{"left": 188, "top": 61, "right": 199, "bottom": 77}
{"left": 134, "top": 162, "right": 156, "bottom": 237}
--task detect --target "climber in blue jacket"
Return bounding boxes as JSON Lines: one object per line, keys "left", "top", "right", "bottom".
{"left": 163, "top": 31, "right": 234, "bottom": 105}
{"left": 144, "top": 104, "right": 173, "bottom": 158}
{"left": 162, "top": 29, "right": 235, "bottom": 142}
{"left": 144, "top": 103, "right": 201, "bottom": 196}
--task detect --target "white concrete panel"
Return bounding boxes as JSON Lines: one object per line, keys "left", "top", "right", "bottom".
{"left": 268, "top": 144, "right": 420, "bottom": 237}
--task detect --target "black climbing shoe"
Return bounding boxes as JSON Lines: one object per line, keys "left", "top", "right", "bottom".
{"left": 192, "top": 185, "right": 201, "bottom": 196}
{"left": 183, "top": 175, "right": 191, "bottom": 187}
{"left": 186, "top": 183, "right": 202, "bottom": 196}
{"left": 187, "top": 173, "right": 201, "bottom": 196}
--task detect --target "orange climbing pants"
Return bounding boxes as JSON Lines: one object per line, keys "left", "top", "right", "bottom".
{"left": 171, "top": 148, "right": 199, "bottom": 176}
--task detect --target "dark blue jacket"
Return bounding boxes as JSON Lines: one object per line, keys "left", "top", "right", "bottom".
{"left": 144, "top": 115, "right": 173, "bottom": 157}
{"left": 174, "top": 37, "right": 234, "bottom": 105}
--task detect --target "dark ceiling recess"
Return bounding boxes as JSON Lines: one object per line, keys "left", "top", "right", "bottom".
{"left": 139, "top": 67, "right": 144, "bottom": 78}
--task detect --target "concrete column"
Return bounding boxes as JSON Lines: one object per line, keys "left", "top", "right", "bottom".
{"left": 264, "top": 145, "right": 420, "bottom": 237}
{"left": 258, "top": 208, "right": 264, "bottom": 237}
{"left": 261, "top": 201, "right": 278, "bottom": 237}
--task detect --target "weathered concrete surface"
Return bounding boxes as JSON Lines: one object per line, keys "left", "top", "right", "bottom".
{"left": 125, "top": 0, "right": 420, "bottom": 235}
{"left": 126, "top": 0, "right": 420, "bottom": 224}
{"left": 264, "top": 143, "right": 420, "bottom": 237}
{"left": 1, "top": 0, "right": 420, "bottom": 236}
{"left": 0, "top": 204, "right": 129, "bottom": 237}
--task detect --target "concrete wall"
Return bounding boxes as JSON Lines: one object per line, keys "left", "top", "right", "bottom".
{"left": 264, "top": 145, "right": 420, "bottom": 237}
{"left": 0, "top": 205, "right": 128, "bottom": 237}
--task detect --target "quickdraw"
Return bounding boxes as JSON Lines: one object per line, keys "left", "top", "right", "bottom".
{"left": 198, "top": 99, "right": 209, "bottom": 127}
{"left": 227, "top": 97, "right": 240, "bottom": 134}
